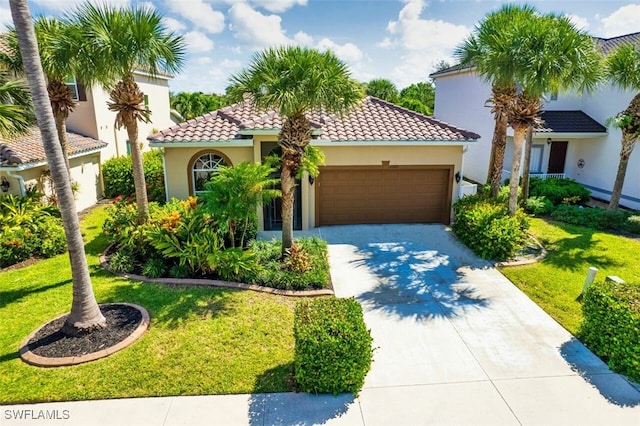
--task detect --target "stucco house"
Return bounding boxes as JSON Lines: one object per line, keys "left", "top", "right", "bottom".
{"left": 148, "top": 96, "right": 479, "bottom": 231}
{"left": 0, "top": 128, "right": 106, "bottom": 211}
{"left": 431, "top": 32, "right": 640, "bottom": 210}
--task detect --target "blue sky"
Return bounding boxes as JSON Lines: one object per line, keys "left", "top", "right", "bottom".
{"left": 2, "top": 0, "right": 640, "bottom": 94}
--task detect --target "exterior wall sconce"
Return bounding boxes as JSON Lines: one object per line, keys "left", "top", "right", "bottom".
{"left": 1, "top": 176, "right": 10, "bottom": 193}
{"left": 547, "top": 138, "right": 552, "bottom": 145}
{"left": 454, "top": 171, "right": 461, "bottom": 183}
{"left": 308, "top": 175, "right": 315, "bottom": 185}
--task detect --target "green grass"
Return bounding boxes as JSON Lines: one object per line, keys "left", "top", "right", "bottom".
{"left": 500, "top": 218, "right": 640, "bottom": 335}
{"left": 0, "top": 206, "right": 297, "bottom": 404}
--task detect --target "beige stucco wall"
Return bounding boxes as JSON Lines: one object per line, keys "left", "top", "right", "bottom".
{"left": 66, "top": 73, "right": 173, "bottom": 161}
{"left": 161, "top": 138, "right": 464, "bottom": 231}
{"left": 0, "top": 152, "right": 102, "bottom": 212}
{"left": 163, "top": 146, "right": 254, "bottom": 200}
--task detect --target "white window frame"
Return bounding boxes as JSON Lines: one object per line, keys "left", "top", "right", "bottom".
{"left": 192, "top": 153, "right": 227, "bottom": 195}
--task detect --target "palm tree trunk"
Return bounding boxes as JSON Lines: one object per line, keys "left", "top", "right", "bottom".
{"left": 9, "top": 0, "right": 105, "bottom": 335}
{"left": 608, "top": 131, "right": 637, "bottom": 210}
{"left": 508, "top": 125, "right": 527, "bottom": 215}
{"left": 521, "top": 127, "right": 533, "bottom": 201}
{"left": 489, "top": 115, "right": 508, "bottom": 197}
{"left": 125, "top": 121, "right": 150, "bottom": 224}
{"left": 280, "top": 159, "right": 295, "bottom": 253}
{"left": 53, "top": 111, "right": 71, "bottom": 172}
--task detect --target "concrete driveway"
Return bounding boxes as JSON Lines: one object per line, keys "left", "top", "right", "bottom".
{"left": 319, "top": 224, "right": 640, "bottom": 425}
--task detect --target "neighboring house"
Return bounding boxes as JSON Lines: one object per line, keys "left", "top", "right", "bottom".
{"left": 148, "top": 96, "right": 479, "bottom": 231}
{"left": 0, "top": 128, "right": 107, "bottom": 211}
{"left": 431, "top": 32, "right": 640, "bottom": 210}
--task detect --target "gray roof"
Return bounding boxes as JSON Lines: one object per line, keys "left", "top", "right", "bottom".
{"left": 537, "top": 110, "right": 606, "bottom": 134}
{"left": 149, "top": 96, "right": 480, "bottom": 144}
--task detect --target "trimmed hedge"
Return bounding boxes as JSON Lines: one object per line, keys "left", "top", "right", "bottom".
{"left": 580, "top": 280, "right": 640, "bottom": 383}
{"left": 529, "top": 177, "right": 590, "bottom": 205}
{"left": 551, "top": 205, "right": 632, "bottom": 232}
{"left": 102, "top": 149, "right": 166, "bottom": 203}
{"left": 452, "top": 194, "right": 529, "bottom": 261}
{"left": 294, "top": 297, "right": 373, "bottom": 395}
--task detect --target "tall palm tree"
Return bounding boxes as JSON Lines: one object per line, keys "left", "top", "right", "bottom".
{"left": 230, "top": 46, "right": 363, "bottom": 252}
{"left": 455, "top": 5, "right": 533, "bottom": 198}
{"left": 9, "top": 0, "right": 105, "bottom": 335}
{"left": 365, "top": 78, "right": 400, "bottom": 103}
{"left": 459, "top": 5, "right": 602, "bottom": 214}
{"left": 72, "top": 2, "right": 185, "bottom": 224}
{"left": 605, "top": 43, "right": 640, "bottom": 210}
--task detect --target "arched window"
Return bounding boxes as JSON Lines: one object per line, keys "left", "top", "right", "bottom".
{"left": 190, "top": 152, "right": 229, "bottom": 195}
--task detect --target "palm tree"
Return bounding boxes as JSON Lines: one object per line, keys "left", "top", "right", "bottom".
{"left": 72, "top": 2, "right": 185, "bottom": 224}
{"left": 365, "top": 78, "right": 399, "bottom": 103}
{"left": 605, "top": 43, "right": 640, "bottom": 210}
{"left": 230, "top": 46, "right": 363, "bottom": 252}
{"left": 9, "top": 0, "right": 105, "bottom": 335}
{"left": 455, "top": 5, "right": 532, "bottom": 198}
{"left": 0, "top": 71, "right": 32, "bottom": 138}
{"left": 458, "top": 5, "right": 602, "bottom": 214}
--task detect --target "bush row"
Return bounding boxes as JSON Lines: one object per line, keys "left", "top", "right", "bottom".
{"left": 452, "top": 193, "right": 530, "bottom": 261}
{"left": 102, "top": 149, "right": 166, "bottom": 203}
{"left": 294, "top": 297, "right": 373, "bottom": 395}
{"left": 0, "top": 193, "right": 66, "bottom": 268}
{"left": 529, "top": 177, "right": 591, "bottom": 205}
{"left": 580, "top": 279, "right": 640, "bottom": 383}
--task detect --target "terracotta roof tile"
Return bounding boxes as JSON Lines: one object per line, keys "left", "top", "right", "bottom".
{"left": 149, "top": 96, "right": 479, "bottom": 144}
{"left": 0, "top": 127, "right": 107, "bottom": 166}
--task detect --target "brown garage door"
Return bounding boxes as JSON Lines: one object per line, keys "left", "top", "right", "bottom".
{"left": 316, "top": 165, "right": 453, "bottom": 226}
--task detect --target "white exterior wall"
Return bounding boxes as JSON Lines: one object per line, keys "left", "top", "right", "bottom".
{"left": 433, "top": 70, "right": 492, "bottom": 183}
{"left": 434, "top": 70, "right": 640, "bottom": 210}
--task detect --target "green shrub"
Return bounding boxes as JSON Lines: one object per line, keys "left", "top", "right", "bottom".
{"left": 452, "top": 197, "right": 529, "bottom": 261}
{"left": 251, "top": 237, "right": 330, "bottom": 290}
{"left": 216, "top": 248, "right": 260, "bottom": 282}
{"left": 625, "top": 215, "right": 640, "bottom": 235}
{"left": 142, "top": 257, "right": 167, "bottom": 279}
{"left": 36, "top": 216, "right": 67, "bottom": 258}
{"left": 294, "top": 297, "right": 373, "bottom": 395}
{"left": 529, "top": 177, "right": 590, "bottom": 205}
{"left": 0, "top": 228, "right": 34, "bottom": 268}
{"left": 169, "top": 263, "right": 190, "bottom": 279}
{"left": 551, "top": 205, "right": 630, "bottom": 231}
{"left": 524, "top": 196, "right": 554, "bottom": 216}
{"left": 109, "top": 249, "right": 136, "bottom": 274}
{"left": 580, "top": 280, "right": 640, "bottom": 383}
{"left": 102, "top": 150, "right": 166, "bottom": 203}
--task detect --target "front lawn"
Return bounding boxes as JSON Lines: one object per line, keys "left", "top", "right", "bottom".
{"left": 0, "top": 206, "right": 298, "bottom": 404}
{"left": 499, "top": 218, "right": 640, "bottom": 334}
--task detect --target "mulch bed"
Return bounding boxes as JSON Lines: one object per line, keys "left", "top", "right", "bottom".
{"left": 25, "top": 304, "right": 142, "bottom": 358}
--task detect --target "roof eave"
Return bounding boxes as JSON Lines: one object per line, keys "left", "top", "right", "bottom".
{"left": 149, "top": 140, "right": 254, "bottom": 148}
{"left": 0, "top": 146, "right": 104, "bottom": 171}
{"left": 311, "top": 139, "right": 479, "bottom": 146}
{"left": 533, "top": 131, "right": 608, "bottom": 139}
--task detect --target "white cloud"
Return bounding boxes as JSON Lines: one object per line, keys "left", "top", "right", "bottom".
{"left": 228, "top": 2, "right": 291, "bottom": 47}
{"left": 598, "top": 4, "right": 640, "bottom": 37}
{"left": 183, "top": 31, "right": 215, "bottom": 53}
{"left": 566, "top": 14, "right": 589, "bottom": 31}
{"left": 251, "top": 0, "right": 307, "bottom": 13}
{"left": 163, "top": 17, "right": 186, "bottom": 33}
{"left": 316, "top": 38, "right": 363, "bottom": 63}
{"left": 382, "top": 0, "right": 471, "bottom": 86}
{"left": 293, "top": 31, "right": 314, "bottom": 46}
{"left": 32, "top": 0, "right": 130, "bottom": 11}
{"left": 165, "top": 0, "right": 225, "bottom": 34}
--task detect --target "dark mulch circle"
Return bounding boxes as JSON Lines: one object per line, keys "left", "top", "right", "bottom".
{"left": 26, "top": 304, "right": 142, "bottom": 358}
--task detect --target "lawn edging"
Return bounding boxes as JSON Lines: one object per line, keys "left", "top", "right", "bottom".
{"left": 494, "top": 233, "right": 547, "bottom": 267}
{"left": 99, "top": 249, "right": 334, "bottom": 297}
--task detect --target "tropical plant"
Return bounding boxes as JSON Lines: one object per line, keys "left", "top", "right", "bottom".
{"left": 200, "top": 161, "right": 280, "bottom": 249}
{"left": 399, "top": 82, "right": 434, "bottom": 115}
{"left": 170, "top": 91, "right": 229, "bottom": 121}
{"left": 457, "top": 5, "right": 602, "bottom": 214}
{"left": 0, "top": 70, "right": 33, "bottom": 138}
{"left": 9, "top": 0, "right": 106, "bottom": 335}
{"left": 604, "top": 43, "right": 640, "bottom": 210}
{"left": 230, "top": 46, "right": 363, "bottom": 252}
{"left": 102, "top": 149, "right": 166, "bottom": 203}
{"left": 72, "top": 2, "right": 185, "bottom": 224}
{"left": 365, "top": 78, "right": 399, "bottom": 103}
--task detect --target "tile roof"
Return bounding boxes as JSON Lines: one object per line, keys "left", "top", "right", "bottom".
{"left": 595, "top": 32, "right": 640, "bottom": 55}
{"left": 0, "top": 128, "right": 107, "bottom": 166}
{"left": 148, "top": 96, "right": 480, "bottom": 144}
{"left": 537, "top": 110, "right": 607, "bottom": 134}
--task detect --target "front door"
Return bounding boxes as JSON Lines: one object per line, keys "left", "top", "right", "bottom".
{"left": 547, "top": 141, "right": 568, "bottom": 174}
{"left": 263, "top": 181, "right": 302, "bottom": 231}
